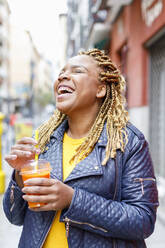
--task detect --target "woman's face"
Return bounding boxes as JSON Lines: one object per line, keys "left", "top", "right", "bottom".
{"left": 54, "top": 55, "right": 106, "bottom": 116}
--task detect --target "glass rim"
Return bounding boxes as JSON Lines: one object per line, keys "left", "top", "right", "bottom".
{"left": 19, "top": 167, "right": 51, "bottom": 175}
{"left": 19, "top": 159, "right": 51, "bottom": 175}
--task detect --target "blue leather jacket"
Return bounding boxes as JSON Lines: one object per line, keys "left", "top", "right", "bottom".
{"left": 3, "top": 121, "right": 158, "bottom": 248}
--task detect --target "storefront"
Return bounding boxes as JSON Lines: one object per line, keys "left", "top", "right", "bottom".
{"left": 109, "top": 0, "right": 165, "bottom": 219}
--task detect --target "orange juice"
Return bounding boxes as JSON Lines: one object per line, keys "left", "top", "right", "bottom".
{"left": 20, "top": 160, "right": 51, "bottom": 208}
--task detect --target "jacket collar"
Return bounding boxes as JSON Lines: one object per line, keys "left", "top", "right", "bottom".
{"left": 50, "top": 118, "right": 108, "bottom": 147}
{"left": 49, "top": 119, "right": 108, "bottom": 183}
{"left": 50, "top": 118, "right": 68, "bottom": 142}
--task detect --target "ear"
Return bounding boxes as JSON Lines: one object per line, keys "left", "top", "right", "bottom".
{"left": 96, "top": 84, "right": 106, "bottom": 98}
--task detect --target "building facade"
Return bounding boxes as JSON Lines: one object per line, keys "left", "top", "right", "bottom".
{"left": 9, "top": 25, "right": 53, "bottom": 120}
{"left": 0, "top": 0, "right": 10, "bottom": 115}
{"left": 66, "top": 0, "right": 110, "bottom": 57}
{"left": 109, "top": 0, "right": 165, "bottom": 219}
{"left": 9, "top": 25, "right": 35, "bottom": 117}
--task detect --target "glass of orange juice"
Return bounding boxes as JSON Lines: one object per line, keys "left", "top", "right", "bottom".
{"left": 20, "top": 159, "right": 51, "bottom": 208}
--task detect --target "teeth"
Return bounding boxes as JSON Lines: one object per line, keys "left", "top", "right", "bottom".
{"left": 58, "top": 86, "right": 73, "bottom": 95}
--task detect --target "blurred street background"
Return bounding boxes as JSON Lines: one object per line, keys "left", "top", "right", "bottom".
{"left": 0, "top": 0, "right": 165, "bottom": 247}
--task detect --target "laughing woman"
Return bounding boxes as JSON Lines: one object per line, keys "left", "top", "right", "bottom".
{"left": 3, "top": 49, "right": 158, "bottom": 248}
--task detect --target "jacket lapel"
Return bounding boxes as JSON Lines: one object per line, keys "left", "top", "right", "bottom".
{"left": 64, "top": 123, "right": 108, "bottom": 183}
{"left": 49, "top": 140, "right": 63, "bottom": 181}
{"left": 48, "top": 120, "right": 68, "bottom": 181}
{"left": 48, "top": 119, "right": 108, "bottom": 183}
{"left": 64, "top": 146, "right": 103, "bottom": 183}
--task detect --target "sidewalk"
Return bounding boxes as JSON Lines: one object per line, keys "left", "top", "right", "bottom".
{"left": 0, "top": 159, "right": 22, "bottom": 248}
{"left": 0, "top": 195, "right": 22, "bottom": 248}
{"left": 146, "top": 214, "right": 165, "bottom": 248}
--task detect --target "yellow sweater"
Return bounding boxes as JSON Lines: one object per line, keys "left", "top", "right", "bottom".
{"left": 43, "top": 133, "right": 86, "bottom": 248}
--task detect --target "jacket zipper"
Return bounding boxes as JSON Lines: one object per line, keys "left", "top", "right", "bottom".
{"left": 64, "top": 217, "right": 108, "bottom": 236}
{"left": 113, "top": 239, "right": 117, "bottom": 248}
{"left": 10, "top": 184, "right": 15, "bottom": 212}
{"left": 113, "top": 158, "right": 118, "bottom": 201}
{"left": 134, "top": 177, "right": 156, "bottom": 181}
{"left": 65, "top": 218, "right": 70, "bottom": 237}
{"left": 133, "top": 177, "right": 156, "bottom": 195}
{"left": 113, "top": 158, "right": 118, "bottom": 248}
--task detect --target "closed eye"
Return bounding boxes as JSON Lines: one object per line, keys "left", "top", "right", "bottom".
{"left": 72, "top": 65, "right": 88, "bottom": 73}
{"left": 73, "top": 69, "right": 84, "bottom": 73}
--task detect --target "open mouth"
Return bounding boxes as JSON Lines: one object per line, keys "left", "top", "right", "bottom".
{"left": 57, "top": 85, "right": 74, "bottom": 95}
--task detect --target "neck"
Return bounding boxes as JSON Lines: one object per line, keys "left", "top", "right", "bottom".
{"left": 67, "top": 107, "right": 100, "bottom": 139}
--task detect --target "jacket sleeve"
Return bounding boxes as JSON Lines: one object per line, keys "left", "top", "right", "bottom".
{"left": 61, "top": 136, "right": 159, "bottom": 240}
{"left": 3, "top": 170, "right": 27, "bottom": 226}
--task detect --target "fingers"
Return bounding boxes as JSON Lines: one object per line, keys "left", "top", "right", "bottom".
{"left": 22, "top": 186, "right": 44, "bottom": 195}
{"left": 17, "top": 137, "right": 37, "bottom": 145}
{"left": 11, "top": 150, "right": 32, "bottom": 158}
{"left": 22, "top": 185, "right": 54, "bottom": 195}
{"left": 11, "top": 137, "right": 39, "bottom": 156}
{"left": 5, "top": 150, "right": 33, "bottom": 165}
{"left": 11, "top": 144, "right": 38, "bottom": 153}
{"left": 30, "top": 203, "right": 56, "bottom": 212}
{"left": 5, "top": 137, "right": 41, "bottom": 164}
{"left": 23, "top": 194, "right": 55, "bottom": 204}
{"left": 4, "top": 137, "right": 41, "bottom": 171}
{"left": 23, "top": 178, "right": 56, "bottom": 186}
{"left": 11, "top": 144, "right": 40, "bottom": 156}
{"left": 22, "top": 179, "right": 74, "bottom": 212}
{"left": 22, "top": 179, "right": 61, "bottom": 210}
{"left": 5, "top": 154, "right": 17, "bottom": 161}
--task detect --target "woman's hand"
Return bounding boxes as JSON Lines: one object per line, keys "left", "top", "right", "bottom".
{"left": 22, "top": 178, "right": 74, "bottom": 211}
{"left": 5, "top": 137, "right": 40, "bottom": 171}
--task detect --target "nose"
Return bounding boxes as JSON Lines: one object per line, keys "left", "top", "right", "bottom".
{"left": 58, "top": 71, "right": 71, "bottom": 81}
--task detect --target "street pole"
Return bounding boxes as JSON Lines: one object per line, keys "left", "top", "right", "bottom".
{"left": 0, "top": 112, "right": 5, "bottom": 194}
{"left": 30, "top": 60, "right": 35, "bottom": 118}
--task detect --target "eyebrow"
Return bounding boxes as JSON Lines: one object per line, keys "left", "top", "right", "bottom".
{"left": 72, "top": 65, "right": 89, "bottom": 71}
{"left": 61, "top": 65, "right": 89, "bottom": 72}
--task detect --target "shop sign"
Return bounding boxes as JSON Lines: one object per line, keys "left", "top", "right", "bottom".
{"left": 141, "top": 0, "right": 163, "bottom": 26}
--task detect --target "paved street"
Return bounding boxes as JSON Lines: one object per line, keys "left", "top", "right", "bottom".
{"left": 0, "top": 196, "right": 22, "bottom": 248}
{"left": 0, "top": 164, "right": 22, "bottom": 248}
{"left": 146, "top": 216, "right": 165, "bottom": 248}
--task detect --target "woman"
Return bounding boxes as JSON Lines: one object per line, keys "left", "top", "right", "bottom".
{"left": 3, "top": 49, "right": 158, "bottom": 248}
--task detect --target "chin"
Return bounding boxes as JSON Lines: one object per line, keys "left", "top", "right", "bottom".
{"left": 56, "top": 104, "right": 70, "bottom": 115}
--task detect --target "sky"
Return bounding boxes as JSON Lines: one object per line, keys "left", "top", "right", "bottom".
{"left": 7, "top": 0, "right": 67, "bottom": 62}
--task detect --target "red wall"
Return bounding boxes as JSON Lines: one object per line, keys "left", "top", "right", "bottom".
{"left": 110, "top": 0, "right": 165, "bottom": 108}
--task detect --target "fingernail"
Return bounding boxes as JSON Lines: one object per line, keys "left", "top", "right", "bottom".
{"left": 24, "top": 180, "right": 30, "bottom": 185}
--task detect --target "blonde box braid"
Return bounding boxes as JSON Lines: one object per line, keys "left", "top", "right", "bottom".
{"left": 37, "top": 48, "right": 129, "bottom": 165}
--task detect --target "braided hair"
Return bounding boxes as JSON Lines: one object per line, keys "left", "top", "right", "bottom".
{"left": 37, "top": 49, "right": 129, "bottom": 165}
